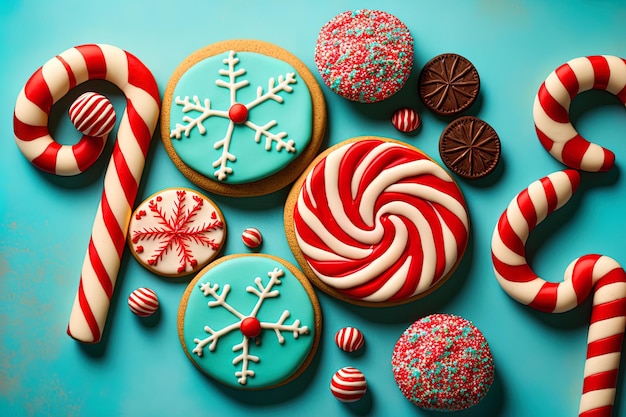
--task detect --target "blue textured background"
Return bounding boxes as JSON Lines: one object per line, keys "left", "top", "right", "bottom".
{"left": 1, "top": 1, "right": 626, "bottom": 416}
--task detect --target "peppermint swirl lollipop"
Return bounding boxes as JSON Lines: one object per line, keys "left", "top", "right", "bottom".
{"left": 285, "top": 137, "right": 469, "bottom": 306}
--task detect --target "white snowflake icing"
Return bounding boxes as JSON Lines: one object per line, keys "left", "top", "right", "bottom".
{"left": 192, "top": 267, "right": 310, "bottom": 385}
{"left": 170, "top": 50, "right": 298, "bottom": 181}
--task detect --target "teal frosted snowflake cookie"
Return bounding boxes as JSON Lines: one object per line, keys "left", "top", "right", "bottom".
{"left": 161, "top": 40, "right": 326, "bottom": 197}
{"left": 178, "top": 254, "right": 322, "bottom": 389}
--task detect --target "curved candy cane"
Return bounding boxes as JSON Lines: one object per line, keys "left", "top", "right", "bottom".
{"left": 534, "top": 55, "right": 626, "bottom": 172}
{"left": 491, "top": 170, "right": 626, "bottom": 417}
{"left": 13, "top": 44, "right": 160, "bottom": 343}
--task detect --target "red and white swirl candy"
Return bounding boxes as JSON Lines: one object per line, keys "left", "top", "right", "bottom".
{"left": 13, "top": 44, "right": 160, "bottom": 343}
{"left": 330, "top": 367, "right": 367, "bottom": 402}
{"left": 335, "top": 326, "right": 365, "bottom": 352}
{"left": 241, "top": 227, "right": 263, "bottom": 249}
{"left": 534, "top": 55, "right": 626, "bottom": 172}
{"left": 293, "top": 138, "right": 469, "bottom": 304}
{"left": 491, "top": 170, "right": 626, "bottom": 417}
{"left": 69, "top": 92, "right": 116, "bottom": 138}
{"left": 128, "top": 288, "right": 159, "bottom": 317}
{"left": 391, "top": 107, "right": 420, "bottom": 133}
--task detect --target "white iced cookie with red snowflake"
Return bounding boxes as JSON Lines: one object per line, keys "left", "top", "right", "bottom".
{"left": 178, "top": 254, "right": 321, "bottom": 389}
{"left": 127, "top": 188, "right": 226, "bottom": 277}
{"left": 161, "top": 40, "right": 327, "bottom": 197}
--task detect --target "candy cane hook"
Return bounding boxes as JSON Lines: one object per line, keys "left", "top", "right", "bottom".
{"left": 13, "top": 44, "right": 160, "bottom": 343}
{"left": 534, "top": 55, "right": 626, "bottom": 172}
{"left": 491, "top": 170, "right": 626, "bottom": 417}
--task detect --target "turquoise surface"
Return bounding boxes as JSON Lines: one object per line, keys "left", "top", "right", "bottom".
{"left": 1, "top": 1, "right": 626, "bottom": 416}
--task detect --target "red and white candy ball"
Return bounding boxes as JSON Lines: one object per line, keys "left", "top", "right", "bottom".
{"left": 391, "top": 107, "right": 420, "bottom": 133}
{"left": 128, "top": 287, "right": 159, "bottom": 317}
{"left": 69, "top": 92, "right": 116, "bottom": 137}
{"left": 241, "top": 227, "right": 263, "bottom": 249}
{"left": 335, "top": 327, "right": 365, "bottom": 352}
{"left": 330, "top": 367, "right": 367, "bottom": 402}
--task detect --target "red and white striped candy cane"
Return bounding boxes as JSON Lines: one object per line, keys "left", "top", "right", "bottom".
{"left": 491, "top": 170, "right": 626, "bottom": 417}
{"left": 534, "top": 55, "right": 626, "bottom": 172}
{"left": 13, "top": 44, "right": 160, "bottom": 343}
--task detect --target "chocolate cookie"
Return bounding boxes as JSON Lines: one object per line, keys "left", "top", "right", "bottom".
{"left": 439, "top": 116, "right": 500, "bottom": 179}
{"left": 418, "top": 53, "right": 480, "bottom": 116}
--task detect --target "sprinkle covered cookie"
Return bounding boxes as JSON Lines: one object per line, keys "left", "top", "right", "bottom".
{"left": 314, "top": 9, "right": 414, "bottom": 103}
{"left": 391, "top": 314, "right": 494, "bottom": 411}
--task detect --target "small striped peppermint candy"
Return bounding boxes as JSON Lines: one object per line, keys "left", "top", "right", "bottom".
{"left": 330, "top": 367, "right": 367, "bottom": 402}
{"left": 335, "top": 327, "right": 365, "bottom": 352}
{"left": 241, "top": 227, "right": 262, "bottom": 249}
{"left": 69, "top": 92, "right": 116, "bottom": 137}
{"left": 128, "top": 288, "right": 159, "bottom": 317}
{"left": 391, "top": 107, "right": 420, "bottom": 133}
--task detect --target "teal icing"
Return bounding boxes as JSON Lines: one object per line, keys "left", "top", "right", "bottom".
{"left": 182, "top": 256, "right": 316, "bottom": 389}
{"left": 169, "top": 51, "right": 313, "bottom": 184}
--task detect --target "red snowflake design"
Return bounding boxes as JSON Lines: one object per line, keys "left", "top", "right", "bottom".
{"left": 131, "top": 190, "right": 224, "bottom": 273}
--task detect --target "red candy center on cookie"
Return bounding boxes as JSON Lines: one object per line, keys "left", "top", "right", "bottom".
{"left": 228, "top": 103, "right": 248, "bottom": 124}
{"left": 240, "top": 317, "right": 262, "bottom": 338}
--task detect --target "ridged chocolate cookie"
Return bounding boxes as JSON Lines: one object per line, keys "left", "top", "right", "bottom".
{"left": 439, "top": 116, "right": 500, "bottom": 179}
{"left": 418, "top": 53, "right": 480, "bottom": 116}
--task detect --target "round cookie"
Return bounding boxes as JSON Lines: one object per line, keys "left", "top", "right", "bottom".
{"left": 127, "top": 188, "right": 226, "bottom": 277}
{"left": 161, "top": 40, "right": 326, "bottom": 197}
{"left": 178, "top": 254, "right": 322, "bottom": 389}
{"left": 284, "top": 137, "right": 470, "bottom": 307}
{"left": 391, "top": 314, "right": 494, "bottom": 411}
{"left": 314, "top": 9, "right": 414, "bottom": 103}
{"left": 418, "top": 53, "right": 480, "bottom": 116}
{"left": 439, "top": 116, "right": 501, "bottom": 179}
